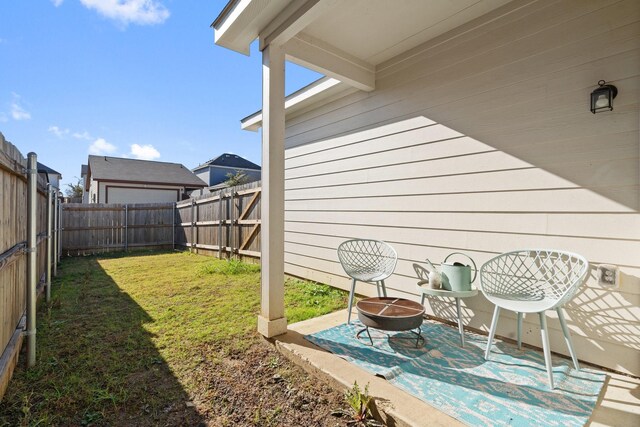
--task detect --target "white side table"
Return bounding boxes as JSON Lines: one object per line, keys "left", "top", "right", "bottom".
{"left": 417, "top": 280, "right": 478, "bottom": 347}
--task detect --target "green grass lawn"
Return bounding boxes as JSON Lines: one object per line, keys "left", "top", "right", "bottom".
{"left": 0, "top": 251, "right": 348, "bottom": 426}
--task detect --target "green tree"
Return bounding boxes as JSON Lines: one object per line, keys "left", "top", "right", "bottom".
{"left": 224, "top": 170, "right": 248, "bottom": 187}
{"left": 65, "top": 177, "right": 83, "bottom": 198}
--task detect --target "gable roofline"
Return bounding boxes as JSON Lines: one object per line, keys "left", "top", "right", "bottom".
{"left": 88, "top": 155, "right": 207, "bottom": 187}
{"left": 193, "top": 153, "right": 261, "bottom": 171}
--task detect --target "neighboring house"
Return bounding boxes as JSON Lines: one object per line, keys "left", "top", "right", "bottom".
{"left": 80, "top": 164, "right": 89, "bottom": 203}
{"left": 37, "top": 162, "right": 62, "bottom": 190}
{"left": 192, "top": 153, "right": 261, "bottom": 187}
{"left": 83, "top": 155, "right": 206, "bottom": 204}
{"left": 213, "top": 0, "right": 640, "bottom": 377}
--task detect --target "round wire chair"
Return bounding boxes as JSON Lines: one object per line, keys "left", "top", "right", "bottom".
{"left": 479, "top": 249, "right": 589, "bottom": 389}
{"left": 337, "top": 239, "right": 398, "bottom": 324}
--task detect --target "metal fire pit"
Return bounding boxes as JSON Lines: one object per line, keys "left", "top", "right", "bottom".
{"left": 356, "top": 297, "right": 425, "bottom": 347}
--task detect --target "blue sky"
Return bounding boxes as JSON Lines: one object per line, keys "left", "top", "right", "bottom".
{"left": 0, "top": 0, "right": 321, "bottom": 192}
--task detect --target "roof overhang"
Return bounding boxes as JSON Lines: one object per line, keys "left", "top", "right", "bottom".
{"left": 212, "top": 0, "right": 292, "bottom": 55}
{"left": 213, "top": 0, "right": 517, "bottom": 127}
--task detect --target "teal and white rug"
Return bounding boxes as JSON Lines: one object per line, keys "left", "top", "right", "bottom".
{"left": 305, "top": 321, "right": 606, "bottom": 426}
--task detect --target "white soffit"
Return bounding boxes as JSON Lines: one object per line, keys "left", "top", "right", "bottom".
{"left": 214, "top": 0, "right": 513, "bottom": 64}
{"left": 302, "top": 0, "right": 514, "bottom": 65}
{"left": 214, "top": 0, "right": 517, "bottom": 129}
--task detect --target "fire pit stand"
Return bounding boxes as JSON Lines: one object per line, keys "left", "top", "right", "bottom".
{"left": 355, "top": 297, "right": 425, "bottom": 348}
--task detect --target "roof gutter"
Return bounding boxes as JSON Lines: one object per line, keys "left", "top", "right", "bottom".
{"left": 240, "top": 76, "right": 355, "bottom": 131}
{"left": 211, "top": 0, "right": 241, "bottom": 29}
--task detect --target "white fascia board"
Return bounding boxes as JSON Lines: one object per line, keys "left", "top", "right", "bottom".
{"left": 213, "top": 0, "right": 291, "bottom": 55}
{"left": 241, "top": 77, "right": 348, "bottom": 131}
{"left": 259, "top": 0, "right": 338, "bottom": 50}
{"left": 284, "top": 33, "right": 375, "bottom": 92}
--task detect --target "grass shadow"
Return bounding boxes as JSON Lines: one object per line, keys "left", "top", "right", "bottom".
{"left": 0, "top": 256, "right": 204, "bottom": 426}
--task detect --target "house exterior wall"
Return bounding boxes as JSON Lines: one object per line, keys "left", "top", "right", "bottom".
{"left": 282, "top": 0, "right": 640, "bottom": 375}
{"left": 194, "top": 168, "right": 211, "bottom": 186}
{"left": 48, "top": 173, "right": 61, "bottom": 190}
{"left": 96, "top": 181, "right": 184, "bottom": 203}
{"left": 88, "top": 177, "right": 98, "bottom": 203}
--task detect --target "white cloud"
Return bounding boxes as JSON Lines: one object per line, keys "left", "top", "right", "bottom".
{"left": 48, "top": 125, "right": 70, "bottom": 138}
{"left": 79, "top": 0, "right": 169, "bottom": 25}
{"left": 89, "top": 138, "right": 117, "bottom": 155}
{"left": 51, "top": 0, "right": 64, "bottom": 7}
{"left": 10, "top": 94, "right": 31, "bottom": 121}
{"left": 130, "top": 143, "right": 160, "bottom": 160}
{"left": 73, "top": 131, "right": 93, "bottom": 140}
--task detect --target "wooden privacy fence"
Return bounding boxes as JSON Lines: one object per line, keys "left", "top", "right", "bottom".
{"left": 0, "top": 134, "right": 60, "bottom": 399}
{"left": 61, "top": 181, "right": 262, "bottom": 259}
{"left": 61, "top": 203, "right": 175, "bottom": 254}
{"left": 175, "top": 181, "right": 261, "bottom": 258}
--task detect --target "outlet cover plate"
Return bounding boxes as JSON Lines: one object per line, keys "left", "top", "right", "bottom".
{"left": 596, "top": 264, "right": 619, "bottom": 289}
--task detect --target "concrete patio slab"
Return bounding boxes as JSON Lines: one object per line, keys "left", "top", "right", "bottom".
{"left": 271, "top": 309, "right": 640, "bottom": 427}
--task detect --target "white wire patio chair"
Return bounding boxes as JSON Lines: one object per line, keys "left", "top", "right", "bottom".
{"left": 479, "top": 249, "right": 589, "bottom": 389}
{"left": 337, "top": 239, "right": 398, "bottom": 324}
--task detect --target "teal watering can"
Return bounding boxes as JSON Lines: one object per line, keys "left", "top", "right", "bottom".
{"left": 425, "top": 252, "right": 477, "bottom": 292}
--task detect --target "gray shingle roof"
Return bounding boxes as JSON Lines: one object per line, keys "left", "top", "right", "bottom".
{"left": 37, "top": 162, "right": 61, "bottom": 176}
{"left": 88, "top": 156, "right": 206, "bottom": 187}
{"left": 193, "top": 153, "right": 261, "bottom": 171}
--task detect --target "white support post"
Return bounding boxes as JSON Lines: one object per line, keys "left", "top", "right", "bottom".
{"left": 257, "top": 42, "right": 287, "bottom": 338}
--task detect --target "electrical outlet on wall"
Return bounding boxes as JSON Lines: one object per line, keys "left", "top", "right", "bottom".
{"left": 596, "top": 264, "right": 619, "bottom": 289}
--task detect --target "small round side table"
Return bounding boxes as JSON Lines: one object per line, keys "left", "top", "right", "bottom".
{"left": 417, "top": 281, "right": 478, "bottom": 347}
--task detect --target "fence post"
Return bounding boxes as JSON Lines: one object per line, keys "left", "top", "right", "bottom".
{"left": 52, "top": 193, "right": 58, "bottom": 276}
{"left": 172, "top": 203, "right": 176, "bottom": 250}
{"left": 26, "top": 152, "right": 38, "bottom": 368}
{"left": 230, "top": 190, "right": 235, "bottom": 258}
{"left": 218, "top": 193, "right": 223, "bottom": 259}
{"left": 190, "top": 198, "right": 195, "bottom": 253}
{"left": 45, "top": 184, "right": 53, "bottom": 303}
{"left": 124, "top": 204, "right": 128, "bottom": 251}
{"left": 58, "top": 199, "right": 62, "bottom": 261}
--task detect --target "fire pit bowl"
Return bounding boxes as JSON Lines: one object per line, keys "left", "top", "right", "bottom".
{"left": 355, "top": 297, "right": 425, "bottom": 347}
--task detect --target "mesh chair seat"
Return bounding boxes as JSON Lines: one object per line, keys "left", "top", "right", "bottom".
{"left": 337, "top": 239, "right": 398, "bottom": 324}
{"left": 479, "top": 249, "right": 589, "bottom": 389}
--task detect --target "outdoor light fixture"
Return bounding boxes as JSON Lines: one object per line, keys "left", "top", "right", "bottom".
{"left": 590, "top": 80, "right": 617, "bottom": 114}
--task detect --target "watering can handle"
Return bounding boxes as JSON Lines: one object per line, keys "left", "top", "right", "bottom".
{"left": 443, "top": 252, "right": 478, "bottom": 283}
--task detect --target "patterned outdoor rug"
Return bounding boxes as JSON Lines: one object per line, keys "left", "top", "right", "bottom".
{"left": 305, "top": 321, "right": 606, "bottom": 426}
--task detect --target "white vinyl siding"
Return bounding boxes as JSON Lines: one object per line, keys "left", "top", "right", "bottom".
{"left": 282, "top": 0, "right": 640, "bottom": 376}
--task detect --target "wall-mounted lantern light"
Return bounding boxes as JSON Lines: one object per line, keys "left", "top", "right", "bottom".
{"left": 590, "top": 80, "right": 618, "bottom": 114}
